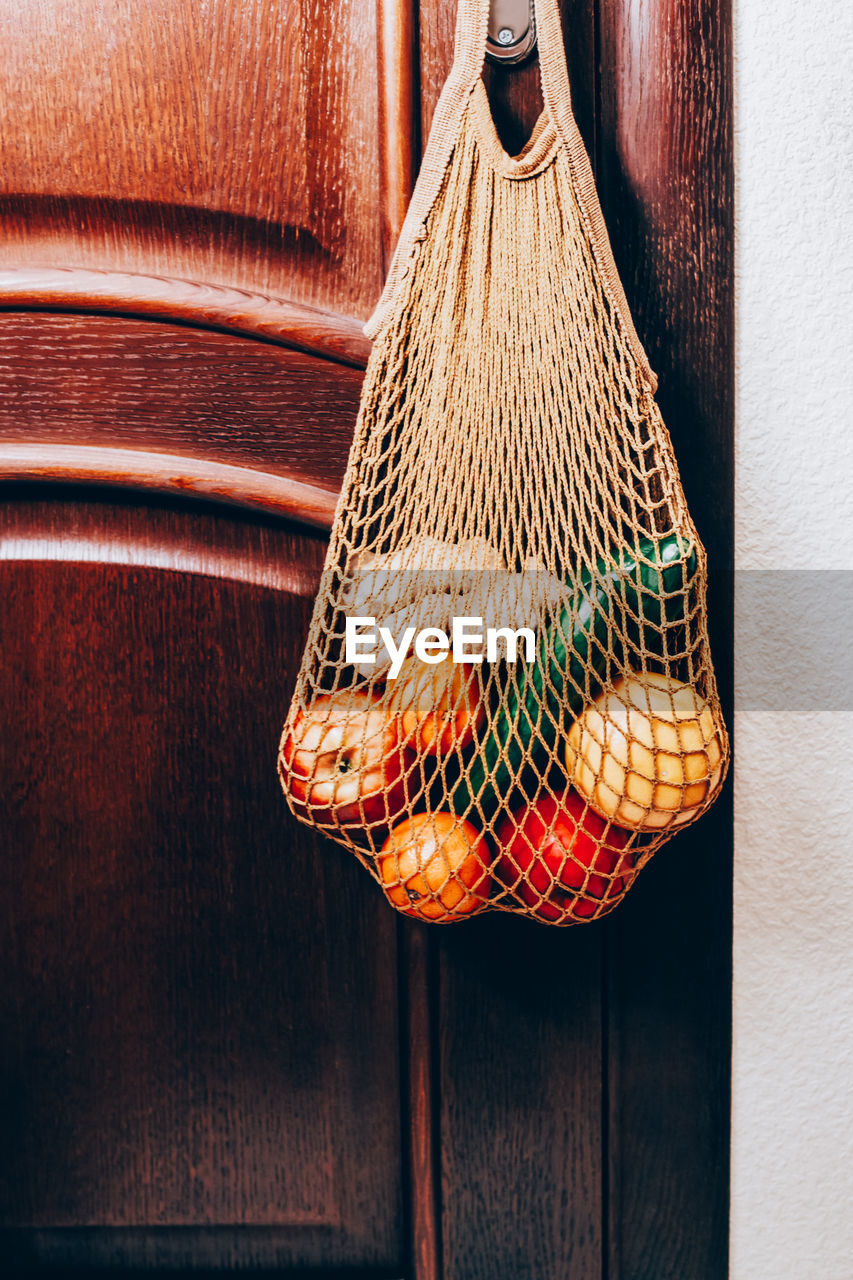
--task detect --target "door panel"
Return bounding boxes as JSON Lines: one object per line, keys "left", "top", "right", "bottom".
{"left": 0, "top": 495, "right": 402, "bottom": 1271}
{"left": 438, "top": 918, "right": 604, "bottom": 1280}
{"left": 0, "top": 0, "right": 386, "bottom": 320}
{"left": 0, "top": 313, "right": 362, "bottom": 513}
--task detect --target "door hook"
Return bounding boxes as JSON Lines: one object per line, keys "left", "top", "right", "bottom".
{"left": 485, "top": 0, "right": 537, "bottom": 66}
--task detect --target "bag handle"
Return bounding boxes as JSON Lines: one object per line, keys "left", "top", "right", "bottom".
{"left": 365, "top": 0, "right": 568, "bottom": 340}
{"left": 364, "top": 0, "right": 657, "bottom": 392}
{"left": 451, "top": 0, "right": 574, "bottom": 126}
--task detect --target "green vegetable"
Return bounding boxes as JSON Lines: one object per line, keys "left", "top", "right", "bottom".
{"left": 447, "top": 533, "right": 698, "bottom": 821}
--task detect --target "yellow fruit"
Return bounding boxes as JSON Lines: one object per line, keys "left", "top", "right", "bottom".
{"left": 565, "top": 673, "right": 725, "bottom": 831}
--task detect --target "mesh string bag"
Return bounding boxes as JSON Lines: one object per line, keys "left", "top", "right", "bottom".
{"left": 278, "top": 0, "right": 729, "bottom": 925}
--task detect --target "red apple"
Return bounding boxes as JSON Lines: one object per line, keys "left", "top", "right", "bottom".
{"left": 279, "top": 690, "right": 411, "bottom": 834}
{"left": 494, "top": 789, "right": 635, "bottom": 923}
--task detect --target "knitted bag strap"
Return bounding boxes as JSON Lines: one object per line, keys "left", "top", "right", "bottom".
{"left": 364, "top": 0, "right": 655, "bottom": 390}
{"left": 363, "top": 0, "right": 489, "bottom": 341}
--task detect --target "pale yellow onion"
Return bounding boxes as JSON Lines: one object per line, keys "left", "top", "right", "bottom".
{"left": 565, "top": 673, "right": 724, "bottom": 831}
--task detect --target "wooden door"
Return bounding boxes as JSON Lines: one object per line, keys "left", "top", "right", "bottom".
{"left": 0, "top": 2, "right": 733, "bottom": 1277}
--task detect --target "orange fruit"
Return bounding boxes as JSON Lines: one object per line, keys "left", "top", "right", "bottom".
{"left": 378, "top": 812, "right": 492, "bottom": 922}
{"left": 390, "top": 654, "right": 486, "bottom": 756}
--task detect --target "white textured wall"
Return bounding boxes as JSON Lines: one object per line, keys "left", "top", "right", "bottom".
{"left": 732, "top": 1, "right": 853, "bottom": 1277}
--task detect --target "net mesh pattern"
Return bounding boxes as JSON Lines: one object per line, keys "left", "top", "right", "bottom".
{"left": 278, "top": 39, "right": 728, "bottom": 926}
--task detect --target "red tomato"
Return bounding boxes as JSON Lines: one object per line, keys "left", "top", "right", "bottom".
{"left": 279, "top": 690, "right": 410, "bottom": 834}
{"left": 494, "top": 790, "right": 635, "bottom": 923}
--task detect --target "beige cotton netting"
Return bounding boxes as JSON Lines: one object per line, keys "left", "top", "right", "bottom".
{"left": 278, "top": 0, "right": 729, "bottom": 925}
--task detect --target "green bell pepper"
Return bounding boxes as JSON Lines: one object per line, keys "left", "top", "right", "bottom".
{"left": 446, "top": 532, "right": 699, "bottom": 822}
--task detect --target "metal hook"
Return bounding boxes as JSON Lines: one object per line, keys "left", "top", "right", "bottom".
{"left": 485, "top": 0, "right": 537, "bottom": 67}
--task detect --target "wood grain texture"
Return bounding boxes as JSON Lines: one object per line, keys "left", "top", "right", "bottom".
{"left": 0, "top": 0, "right": 385, "bottom": 321}
{"left": 0, "top": 313, "right": 360, "bottom": 507}
{"left": 401, "top": 925, "right": 441, "bottom": 1280}
{"left": 598, "top": 0, "right": 734, "bottom": 576}
{"left": 438, "top": 917, "right": 604, "bottom": 1280}
{"left": 0, "top": 491, "right": 324, "bottom": 593}
{"left": 0, "top": 268, "right": 372, "bottom": 366}
{"left": 598, "top": 2, "right": 734, "bottom": 1277}
{"left": 377, "top": 0, "right": 420, "bottom": 268}
{"left": 0, "top": 493, "right": 402, "bottom": 1271}
{"left": 0, "top": 445, "right": 340, "bottom": 528}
